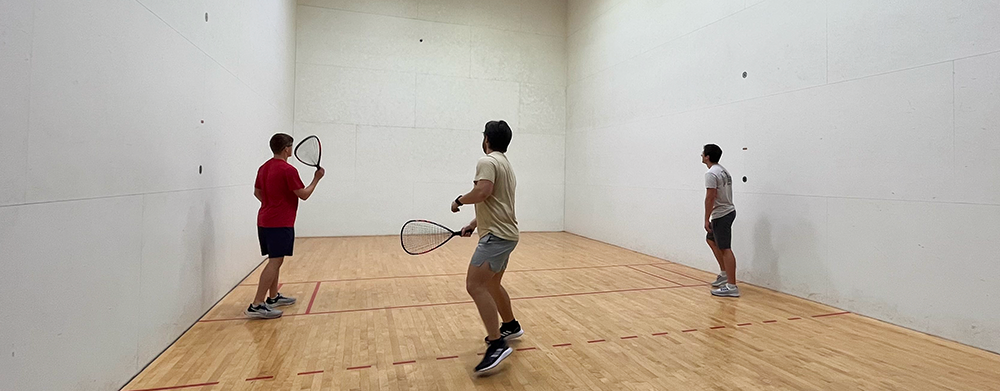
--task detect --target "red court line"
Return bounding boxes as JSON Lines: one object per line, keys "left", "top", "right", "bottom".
{"left": 127, "top": 382, "right": 219, "bottom": 391}
{"left": 304, "top": 282, "right": 322, "bottom": 314}
{"left": 239, "top": 263, "right": 668, "bottom": 287}
{"left": 245, "top": 272, "right": 462, "bottom": 287}
{"left": 648, "top": 264, "right": 711, "bottom": 284}
{"left": 199, "top": 284, "right": 702, "bottom": 322}
{"left": 813, "top": 311, "right": 851, "bottom": 318}
{"left": 141, "top": 311, "right": 864, "bottom": 391}
{"left": 625, "top": 266, "right": 684, "bottom": 286}
{"left": 301, "top": 300, "right": 475, "bottom": 317}
{"left": 510, "top": 284, "right": 702, "bottom": 302}
{"left": 788, "top": 317, "right": 802, "bottom": 321}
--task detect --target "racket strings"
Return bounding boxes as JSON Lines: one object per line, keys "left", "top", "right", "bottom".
{"left": 295, "top": 136, "right": 321, "bottom": 167}
{"left": 401, "top": 221, "right": 453, "bottom": 254}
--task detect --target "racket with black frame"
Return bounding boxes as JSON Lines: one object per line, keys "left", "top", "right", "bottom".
{"left": 294, "top": 135, "right": 322, "bottom": 168}
{"left": 400, "top": 219, "right": 472, "bottom": 255}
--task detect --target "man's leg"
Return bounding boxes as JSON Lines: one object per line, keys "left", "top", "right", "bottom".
{"left": 707, "top": 238, "right": 725, "bottom": 273}
{"left": 254, "top": 257, "right": 284, "bottom": 305}
{"left": 469, "top": 235, "right": 515, "bottom": 373}
{"left": 488, "top": 271, "right": 514, "bottom": 323}
{"left": 722, "top": 249, "right": 737, "bottom": 285}
{"left": 467, "top": 262, "right": 501, "bottom": 341}
{"left": 268, "top": 266, "right": 281, "bottom": 299}
{"left": 707, "top": 231, "right": 727, "bottom": 287}
{"left": 263, "top": 227, "right": 296, "bottom": 306}
{"left": 710, "top": 212, "right": 740, "bottom": 297}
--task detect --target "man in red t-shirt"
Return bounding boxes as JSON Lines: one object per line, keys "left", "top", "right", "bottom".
{"left": 246, "top": 133, "right": 324, "bottom": 319}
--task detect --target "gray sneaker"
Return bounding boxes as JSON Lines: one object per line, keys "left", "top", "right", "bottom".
{"left": 711, "top": 283, "right": 741, "bottom": 297}
{"left": 266, "top": 293, "right": 296, "bottom": 307}
{"left": 245, "top": 304, "right": 283, "bottom": 319}
{"left": 711, "top": 274, "right": 728, "bottom": 287}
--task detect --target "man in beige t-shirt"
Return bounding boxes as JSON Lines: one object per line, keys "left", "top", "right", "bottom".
{"left": 450, "top": 120, "right": 521, "bottom": 373}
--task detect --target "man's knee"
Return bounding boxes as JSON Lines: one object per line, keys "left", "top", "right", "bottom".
{"left": 467, "top": 279, "right": 488, "bottom": 296}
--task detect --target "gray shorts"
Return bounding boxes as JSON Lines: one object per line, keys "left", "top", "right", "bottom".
{"left": 470, "top": 233, "right": 518, "bottom": 273}
{"left": 707, "top": 211, "right": 736, "bottom": 250}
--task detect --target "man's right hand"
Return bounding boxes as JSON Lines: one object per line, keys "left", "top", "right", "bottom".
{"left": 460, "top": 225, "right": 475, "bottom": 237}
{"left": 314, "top": 167, "right": 326, "bottom": 181}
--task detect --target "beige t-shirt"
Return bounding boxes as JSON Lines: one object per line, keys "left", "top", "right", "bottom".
{"left": 474, "top": 152, "right": 519, "bottom": 241}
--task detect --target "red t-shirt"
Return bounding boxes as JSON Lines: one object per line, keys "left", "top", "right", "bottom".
{"left": 255, "top": 158, "right": 305, "bottom": 227}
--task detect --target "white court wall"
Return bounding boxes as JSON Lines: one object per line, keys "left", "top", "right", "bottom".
{"left": 565, "top": 0, "right": 1000, "bottom": 353}
{"left": 0, "top": 0, "right": 297, "bottom": 389}
{"left": 293, "top": 0, "right": 568, "bottom": 236}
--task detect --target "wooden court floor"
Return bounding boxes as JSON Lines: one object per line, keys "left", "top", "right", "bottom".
{"left": 124, "top": 232, "right": 1000, "bottom": 391}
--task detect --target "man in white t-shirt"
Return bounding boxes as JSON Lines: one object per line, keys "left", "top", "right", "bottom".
{"left": 702, "top": 144, "right": 739, "bottom": 297}
{"left": 451, "top": 120, "right": 522, "bottom": 373}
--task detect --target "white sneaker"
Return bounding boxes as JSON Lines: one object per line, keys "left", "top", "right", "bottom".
{"left": 711, "top": 283, "right": 741, "bottom": 297}
{"left": 711, "top": 274, "right": 728, "bottom": 287}
{"left": 266, "top": 293, "right": 296, "bottom": 307}
{"left": 245, "top": 304, "right": 283, "bottom": 319}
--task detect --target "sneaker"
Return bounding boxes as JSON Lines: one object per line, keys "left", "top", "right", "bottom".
{"left": 245, "top": 304, "right": 283, "bottom": 319}
{"left": 711, "top": 274, "right": 728, "bottom": 287}
{"left": 475, "top": 339, "right": 513, "bottom": 373}
{"left": 485, "top": 320, "right": 525, "bottom": 344}
{"left": 711, "top": 283, "right": 741, "bottom": 297}
{"left": 265, "top": 293, "right": 296, "bottom": 307}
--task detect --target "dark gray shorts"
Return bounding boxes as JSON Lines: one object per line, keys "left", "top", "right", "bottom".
{"left": 706, "top": 211, "right": 736, "bottom": 250}
{"left": 470, "top": 233, "right": 518, "bottom": 273}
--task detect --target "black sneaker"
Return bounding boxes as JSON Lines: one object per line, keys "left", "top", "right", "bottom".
{"left": 484, "top": 320, "right": 525, "bottom": 344}
{"left": 475, "top": 339, "right": 513, "bottom": 373}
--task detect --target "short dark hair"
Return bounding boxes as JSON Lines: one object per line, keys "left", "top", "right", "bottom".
{"left": 703, "top": 144, "right": 722, "bottom": 163}
{"left": 270, "top": 133, "right": 293, "bottom": 154}
{"left": 484, "top": 120, "right": 512, "bottom": 152}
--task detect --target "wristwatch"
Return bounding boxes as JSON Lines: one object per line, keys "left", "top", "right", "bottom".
{"left": 455, "top": 195, "right": 464, "bottom": 206}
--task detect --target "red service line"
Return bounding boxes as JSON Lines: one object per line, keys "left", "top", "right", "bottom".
{"left": 305, "top": 282, "right": 322, "bottom": 314}
{"left": 241, "top": 263, "right": 670, "bottom": 287}
{"left": 127, "top": 382, "right": 219, "bottom": 391}
{"left": 199, "top": 285, "right": 701, "bottom": 323}
{"left": 648, "top": 264, "right": 712, "bottom": 284}
{"left": 625, "top": 265, "right": 685, "bottom": 286}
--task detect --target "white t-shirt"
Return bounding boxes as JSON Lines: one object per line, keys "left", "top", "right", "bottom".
{"left": 474, "top": 152, "right": 519, "bottom": 241}
{"left": 705, "top": 164, "right": 735, "bottom": 220}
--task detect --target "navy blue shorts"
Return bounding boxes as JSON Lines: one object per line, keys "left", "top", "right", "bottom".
{"left": 258, "top": 227, "right": 294, "bottom": 258}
